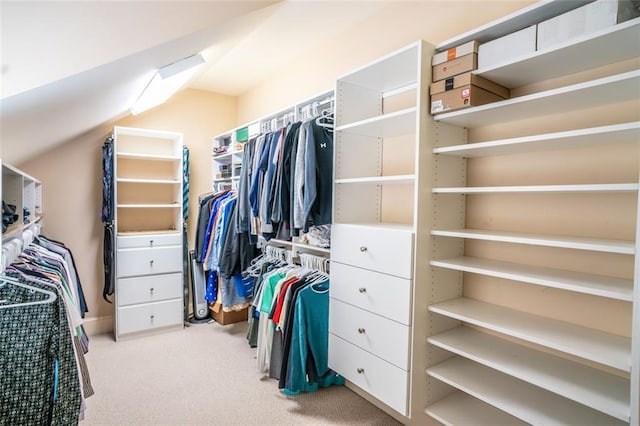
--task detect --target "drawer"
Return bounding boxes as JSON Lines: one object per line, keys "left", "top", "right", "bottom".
{"left": 329, "top": 334, "right": 408, "bottom": 415}
{"left": 117, "top": 298, "right": 182, "bottom": 335}
{"left": 330, "top": 262, "right": 412, "bottom": 325}
{"left": 329, "top": 299, "right": 410, "bottom": 369}
{"left": 117, "top": 232, "right": 182, "bottom": 249}
{"left": 117, "top": 273, "right": 182, "bottom": 307}
{"left": 117, "top": 246, "right": 182, "bottom": 278}
{"left": 331, "top": 224, "right": 413, "bottom": 279}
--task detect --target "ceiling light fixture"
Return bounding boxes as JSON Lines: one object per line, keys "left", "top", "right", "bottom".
{"left": 130, "top": 53, "right": 205, "bottom": 115}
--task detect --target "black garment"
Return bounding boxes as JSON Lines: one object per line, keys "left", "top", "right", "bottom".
{"left": 219, "top": 203, "right": 259, "bottom": 280}
{"left": 275, "top": 122, "right": 301, "bottom": 241}
{"left": 278, "top": 277, "right": 310, "bottom": 389}
{"left": 308, "top": 121, "right": 333, "bottom": 229}
{"left": 195, "top": 194, "right": 215, "bottom": 261}
{"left": 102, "top": 224, "right": 115, "bottom": 303}
{"left": 101, "top": 136, "right": 114, "bottom": 224}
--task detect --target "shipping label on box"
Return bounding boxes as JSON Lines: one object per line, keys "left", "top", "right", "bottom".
{"left": 432, "top": 53, "right": 477, "bottom": 82}
{"left": 432, "top": 40, "right": 479, "bottom": 65}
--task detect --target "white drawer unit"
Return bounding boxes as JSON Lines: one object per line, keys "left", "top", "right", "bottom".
{"left": 117, "top": 298, "right": 183, "bottom": 336}
{"left": 117, "top": 232, "right": 182, "bottom": 249}
{"left": 329, "top": 334, "right": 409, "bottom": 415}
{"left": 117, "top": 273, "right": 182, "bottom": 306}
{"left": 329, "top": 298, "right": 410, "bottom": 369}
{"left": 116, "top": 245, "right": 182, "bottom": 278}
{"left": 331, "top": 224, "right": 414, "bottom": 279}
{"left": 330, "top": 262, "right": 412, "bottom": 325}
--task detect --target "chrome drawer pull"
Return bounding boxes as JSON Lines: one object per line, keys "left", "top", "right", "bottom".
{"left": 358, "top": 287, "right": 367, "bottom": 293}
{"left": 357, "top": 368, "right": 364, "bottom": 374}
{"left": 150, "top": 315, "right": 155, "bottom": 321}
{"left": 358, "top": 328, "right": 366, "bottom": 334}
{"left": 150, "top": 260, "right": 154, "bottom": 266}
{"left": 150, "top": 288, "right": 155, "bottom": 294}
{"left": 359, "top": 246, "right": 367, "bottom": 252}
{"left": 149, "top": 240, "right": 154, "bottom": 246}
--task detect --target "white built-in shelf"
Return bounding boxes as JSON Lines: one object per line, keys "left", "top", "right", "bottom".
{"left": 117, "top": 203, "right": 180, "bottom": 209}
{"left": 431, "top": 256, "right": 633, "bottom": 301}
{"left": 475, "top": 18, "right": 640, "bottom": 88}
{"left": 338, "top": 42, "right": 418, "bottom": 92}
{"left": 427, "top": 357, "right": 626, "bottom": 426}
{"left": 425, "top": 391, "right": 527, "bottom": 426}
{"left": 433, "top": 122, "right": 640, "bottom": 158}
{"left": 213, "top": 177, "right": 233, "bottom": 183}
{"left": 336, "top": 107, "right": 416, "bottom": 138}
{"left": 262, "top": 238, "right": 292, "bottom": 246}
{"left": 431, "top": 228, "right": 635, "bottom": 255}
{"left": 335, "top": 175, "right": 415, "bottom": 185}
{"left": 117, "top": 152, "right": 180, "bottom": 162}
{"left": 212, "top": 150, "right": 244, "bottom": 161}
{"left": 383, "top": 82, "right": 417, "bottom": 98}
{"left": 433, "top": 183, "right": 638, "bottom": 194}
{"left": 429, "top": 297, "right": 631, "bottom": 371}
{"left": 117, "top": 178, "right": 180, "bottom": 184}
{"left": 428, "top": 326, "right": 630, "bottom": 421}
{"left": 434, "top": 70, "right": 640, "bottom": 127}
{"left": 436, "top": 0, "right": 590, "bottom": 50}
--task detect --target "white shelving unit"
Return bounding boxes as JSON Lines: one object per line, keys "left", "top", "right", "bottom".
{"left": 112, "top": 126, "right": 184, "bottom": 340}
{"left": 425, "top": 2, "right": 640, "bottom": 425}
{"left": 1, "top": 160, "right": 43, "bottom": 273}
{"left": 330, "top": 40, "right": 434, "bottom": 422}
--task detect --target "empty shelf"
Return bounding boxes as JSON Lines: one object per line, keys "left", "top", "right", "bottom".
{"left": 336, "top": 107, "right": 416, "bottom": 138}
{"left": 428, "top": 298, "right": 631, "bottom": 371}
{"left": 117, "top": 178, "right": 180, "bottom": 184}
{"left": 212, "top": 150, "right": 243, "bottom": 161}
{"left": 426, "top": 391, "right": 528, "bottom": 426}
{"left": 428, "top": 327, "right": 630, "bottom": 421}
{"left": 334, "top": 222, "right": 413, "bottom": 232}
{"left": 427, "top": 357, "right": 626, "bottom": 426}
{"left": 116, "top": 152, "right": 180, "bottom": 161}
{"left": 434, "top": 70, "right": 640, "bottom": 127}
{"left": 476, "top": 18, "right": 640, "bottom": 88}
{"left": 433, "top": 183, "right": 638, "bottom": 194}
{"left": 431, "top": 229, "right": 635, "bottom": 255}
{"left": 433, "top": 122, "right": 640, "bottom": 158}
{"left": 430, "top": 256, "right": 633, "bottom": 301}
{"left": 335, "top": 175, "right": 415, "bottom": 185}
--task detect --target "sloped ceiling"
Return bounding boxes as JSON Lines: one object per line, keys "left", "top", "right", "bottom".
{"left": 0, "top": 0, "right": 386, "bottom": 166}
{"left": 0, "top": 0, "right": 280, "bottom": 164}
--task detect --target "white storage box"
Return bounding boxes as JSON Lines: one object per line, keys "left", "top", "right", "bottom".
{"left": 478, "top": 25, "right": 537, "bottom": 70}
{"left": 537, "top": 0, "right": 640, "bottom": 51}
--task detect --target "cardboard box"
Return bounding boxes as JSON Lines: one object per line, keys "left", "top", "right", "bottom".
{"left": 478, "top": 25, "right": 537, "bottom": 70}
{"left": 210, "top": 303, "right": 248, "bottom": 325}
{"left": 430, "top": 72, "right": 509, "bottom": 115}
{"left": 432, "top": 40, "right": 479, "bottom": 66}
{"left": 537, "top": 0, "right": 640, "bottom": 51}
{"left": 432, "top": 53, "right": 477, "bottom": 82}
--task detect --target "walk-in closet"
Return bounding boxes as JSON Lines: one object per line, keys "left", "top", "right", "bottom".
{"left": 2, "top": 1, "right": 638, "bottom": 425}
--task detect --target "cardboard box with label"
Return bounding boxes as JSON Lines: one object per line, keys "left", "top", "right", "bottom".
{"left": 430, "top": 73, "right": 509, "bottom": 115}
{"left": 432, "top": 40, "right": 479, "bottom": 66}
{"left": 432, "top": 53, "right": 478, "bottom": 82}
{"left": 478, "top": 25, "right": 537, "bottom": 70}
{"left": 537, "top": 0, "right": 640, "bottom": 51}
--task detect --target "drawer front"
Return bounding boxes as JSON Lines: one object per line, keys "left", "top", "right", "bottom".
{"left": 117, "top": 246, "right": 182, "bottom": 278}
{"left": 117, "top": 232, "right": 182, "bottom": 249}
{"left": 329, "top": 334, "right": 408, "bottom": 415}
{"left": 117, "top": 298, "right": 182, "bottom": 335}
{"left": 117, "top": 273, "right": 182, "bottom": 307}
{"left": 331, "top": 224, "right": 413, "bottom": 278}
{"left": 329, "top": 299, "right": 410, "bottom": 369}
{"left": 330, "top": 262, "right": 412, "bottom": 325}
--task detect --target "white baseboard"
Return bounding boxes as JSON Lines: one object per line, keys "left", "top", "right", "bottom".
{"left": 82, "top": 315, "right": 113, "bottom": 336}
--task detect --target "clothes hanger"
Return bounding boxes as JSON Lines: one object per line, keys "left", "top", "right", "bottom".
{"left": 0, "top": 275, "right": 57, "bottom": 309}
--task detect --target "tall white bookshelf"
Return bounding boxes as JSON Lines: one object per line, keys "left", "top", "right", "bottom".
{"left": 425, "top": 2, "right": 640, "bottom": 425}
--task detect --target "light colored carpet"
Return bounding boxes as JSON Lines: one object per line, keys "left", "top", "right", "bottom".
{"left": 82, "top": 321, "right": 401, "bottom": 426}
